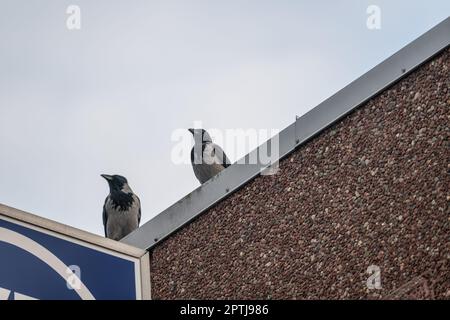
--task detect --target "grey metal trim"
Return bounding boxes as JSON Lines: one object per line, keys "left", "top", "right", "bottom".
{"left": 121, "top": 17, "right": 450, "bottom": 251}
{"left": 140, "top": 252, "right": 152, "bottom": 300}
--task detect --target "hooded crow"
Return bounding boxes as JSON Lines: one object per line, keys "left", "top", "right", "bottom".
{"left": 188, "top": 128, "right": 231, "bottom": 184}
{"left": 101, "top": 174, "right": 141, "bottom": 241}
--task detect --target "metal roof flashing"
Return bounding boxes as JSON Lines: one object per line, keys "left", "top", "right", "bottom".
{"left": 121, "top": 17, "right": 450, "bottom": 251}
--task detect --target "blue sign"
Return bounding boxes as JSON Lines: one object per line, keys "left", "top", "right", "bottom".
{"left": 0, "top": 213, "right": 148, "bottom": 300}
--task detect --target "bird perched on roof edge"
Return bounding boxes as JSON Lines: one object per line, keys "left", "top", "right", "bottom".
{"left": 101, "top": 174, "right": 141, "bottom": 241}
{"left": 189, "top": 128, "right": 231, "bottom": 184}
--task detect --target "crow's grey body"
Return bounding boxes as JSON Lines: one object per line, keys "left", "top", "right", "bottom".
{"left": 101, "top": 175, "right": 141, "bottom": 241}
{"left": 103, "top": 194, "right": 140, "bottom": 240}
{"left": 189, "top": 129, "right": 230, "bottom": 184}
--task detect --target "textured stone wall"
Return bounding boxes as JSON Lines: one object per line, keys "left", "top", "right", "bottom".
{"left": 150, "top": 47, "right": 449, "bottom": 299}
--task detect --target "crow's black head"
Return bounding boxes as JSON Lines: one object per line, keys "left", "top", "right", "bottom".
{"left": 188, "top": 128, "right": 212, "bottom": 143}
{"left": 101, "top": 174, "right": 129, "bottom": 192}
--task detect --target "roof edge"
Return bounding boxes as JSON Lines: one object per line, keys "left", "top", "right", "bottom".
{"left": 122, "top": 17, "right": 450, "bottom": 250}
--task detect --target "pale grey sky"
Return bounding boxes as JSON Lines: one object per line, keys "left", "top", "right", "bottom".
{"left": 0, "top": 1, "right": 448, "bottom": 236}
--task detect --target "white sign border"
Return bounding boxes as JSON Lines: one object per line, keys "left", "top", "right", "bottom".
{"left": 0, "top": 204, "right": 150, "bottom": 300}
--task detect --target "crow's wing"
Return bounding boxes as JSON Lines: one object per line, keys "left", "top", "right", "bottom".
{"left": 191, "top": 144, "right": 208, "bottom": 165}
{"left": 190, "top": 147, "right": 195, "bottom": 164}
{"left": 212, "top": 143, "right": 231, "bottom": 168}
{"left": 137, "top": 195, "right": 141, "bottom": 226}
{"left": 102, "top": 197, "right": 108, "bottom": 237}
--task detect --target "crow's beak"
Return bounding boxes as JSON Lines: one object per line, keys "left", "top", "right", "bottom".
{"left": 188, "top": 128, "right": 194, "bottom": 135}
{"left": 101, "top": 174, "right": 113, "bottom": 181}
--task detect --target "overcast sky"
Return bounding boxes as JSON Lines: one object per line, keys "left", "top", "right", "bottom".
{"left": 0, "top": 1, "right": 448, "bottom": 236}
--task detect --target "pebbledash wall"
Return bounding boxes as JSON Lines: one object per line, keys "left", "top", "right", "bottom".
{"left": 123, "top": 19, "right": 450, "bottom": 299}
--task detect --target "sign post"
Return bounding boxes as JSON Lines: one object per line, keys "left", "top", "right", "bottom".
{"left": 0, "top": 204, "right": 150, "bottom": 300}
